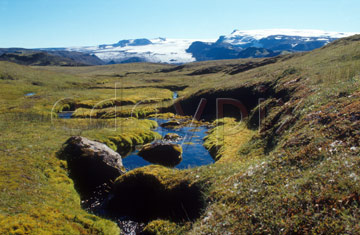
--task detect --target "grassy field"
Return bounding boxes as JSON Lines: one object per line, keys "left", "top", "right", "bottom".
{"left": 1, "top": 35, "right": 360, "bottom": 234}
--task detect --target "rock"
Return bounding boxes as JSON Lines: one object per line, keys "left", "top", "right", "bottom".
{"left": 160, "top": 120, "right": 181, "bottom": 129}
{"left": 138, "top": 142, "right": 183, "bottom": 167}
{"left": 58, "top": 136, "right": 125, "bottom": 195}
{"left": 108, "top": 165, "right": 204, "bottom": 222}
{"left": 163, "top": 133, "right": 181, "bottom": 141}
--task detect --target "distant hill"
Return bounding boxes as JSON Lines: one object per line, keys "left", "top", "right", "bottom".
{"left": 0, "top": 51, "right": 88, "bottom": 66}
{"left": 43, "top": 50, "right": 105, "bottom": 65}
{"left": 0, "top": 48, "right": 105, "bottom": 66}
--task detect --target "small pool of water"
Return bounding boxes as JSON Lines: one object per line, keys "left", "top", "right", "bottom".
{"left": 24, "top": 92, "right": 36, "bottom": 96}
{"left": 58, "top": 111, "right": 74, "bottom": 119}
{"left": 122, "top": 118, "right": 214, "bottom": 170}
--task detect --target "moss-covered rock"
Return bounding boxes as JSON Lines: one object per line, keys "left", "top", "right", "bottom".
{"left": 138, "top": 142, "right": 183, "bottom": 167}
{"left": 108, "top": 165, "right": 205, "bottom": 222}
{"left": 58, "top": 136, "right": 126, "bottom": 196}
{"left": 160, "top": 120, "right": 181, "bottom": 129}
{"left": 163, "top": 133, "right": 181, "bottom": 141}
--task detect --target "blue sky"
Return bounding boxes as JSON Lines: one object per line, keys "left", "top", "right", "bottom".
{"left": 0, "top": 0, "right": 359, "bottom": 48}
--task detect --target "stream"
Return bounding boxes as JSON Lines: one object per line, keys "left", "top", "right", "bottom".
{"left": 58, "top": 92, "right": 215, "bottom": 234}
{"left": 122, "top": 118, "right": 214, "bottom": 170}
{"left": 58, "top": 111, "right": 74, "bottom": 119}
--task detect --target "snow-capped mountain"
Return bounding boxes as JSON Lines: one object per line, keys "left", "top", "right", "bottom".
{"left": 221, "top": 29, "right": 355, "bottom": 43}
{"left": 62, "top": 29, "right": 358, "bottom": 64}
{"left": 216, "top": 29, "right": 356, "bottom": 50}
{"left": 66, "top": 38, "right": 216, "bottom": 64}
{"left": 187, "top": 29, "right": 358, "bottom": 61}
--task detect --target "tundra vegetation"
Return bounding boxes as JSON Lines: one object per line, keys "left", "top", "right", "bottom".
{"left": 0, "top": 35, "right": 360, "bottom": 234}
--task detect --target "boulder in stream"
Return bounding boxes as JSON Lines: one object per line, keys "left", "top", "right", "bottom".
{"left": 58, "top": 136, "right": 126, "bottom": 195}
{"left": 138, "top": 142, "right": 183, "bottom": 167}
{"left": 163, "top": 133, "right": 181, "bottom": 141}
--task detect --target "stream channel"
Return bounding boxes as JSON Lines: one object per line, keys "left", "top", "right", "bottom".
{"left": 57, "top": 93, "right": 214, "bottom": 234}
{"left": 80, "top": 118, "right": 214, "bottom": 234}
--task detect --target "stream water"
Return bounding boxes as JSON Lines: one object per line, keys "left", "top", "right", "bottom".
{"left": 58, "top": 111, "right": 74, "bottom": 119}
{"left": 24, "top": 92, "right": 36, "bottom": 96}
{"left": 122, "top": 118, "right": 214, "bottom": 170}
{"left": 57, "top": 112, "right": 214, "bottom": 169}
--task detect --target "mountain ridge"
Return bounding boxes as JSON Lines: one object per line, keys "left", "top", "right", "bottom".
{"left": 0, "top": 48, "right": 105, "bottom": 66}
{"left": 68, "top": 29, "right": 357, "bottom": 64}
{"left": 0, "top": 51, "right": 88, "bottom": 66}
{"left": 1, "top": 29, "right": 358, "bottom": 66}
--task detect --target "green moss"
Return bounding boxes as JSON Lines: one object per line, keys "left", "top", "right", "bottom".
{"left": 148, "top": 112, "right": 176, "bottom": 119}
{"left": 172, "top": 144, "right": 183, "bottom": 154}
{"left": 110, "top": 165, "right": 205, "bottom": 222}
{"left": 81, "top": 118, "right": 161, "bottom": 155}
{"left": 203, "top": 118, "right": 256, "bottom": 162}
{"left": 0, "top": 114, "right": 120, "bottom": 234}
{"left": 72, "top": 105, "right": 159, "bottom": 119}
{"left": 142, "top": 220, "right": 185, "bottom": 235}
{"left": 114, "top": 165, "right": 181, "bottom": 187}
{"left": 0, "top": 211, "right": 120, "bottom": 235}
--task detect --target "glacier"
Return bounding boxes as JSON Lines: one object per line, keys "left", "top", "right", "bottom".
{"left": 62, "top": 29, "right": 358, "bottom": 64}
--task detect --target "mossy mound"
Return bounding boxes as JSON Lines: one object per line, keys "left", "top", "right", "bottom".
{"left": 148, "top": 112, "right": 176, "bottom": 119}
{"left": 0, "top": 210, "right": 120, "bottom": 235}
{"left": 160, "top": 120, "right": 181, "bottom": 129}
{"left": 82, "top": 118, "right": 161, "bottom": 156}
{"left": 108, "top": 165, "right": 205, "bottom": 222}
{"left": 142, "top": 219, "right": 184, "bottom": 235}
{"left": 138, "top": 142, "right": 183, "bottom": 167}
{"left": 203, "top": 118, "right": 256, "bottom": 162}
{"left": 72, "top": 106, "right": 159, "bottom": 119}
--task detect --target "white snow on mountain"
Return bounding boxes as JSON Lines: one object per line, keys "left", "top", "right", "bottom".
{"left": 96, "top": 39, "right": 200, "bottom": 64}
{"left": 222, "top": 29, "right": 358, "bottom": 46}
{"left": 228, "top": 29, "right": 357, "bottom": 40}
{"left": 64, "top": 29, "right": 359, "bottom": 64}
{"left": 67, "top": 38, "right": 216, "bottom": 64}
